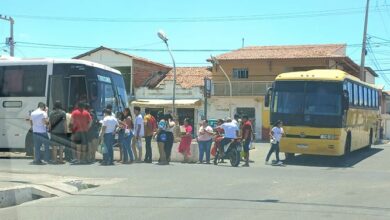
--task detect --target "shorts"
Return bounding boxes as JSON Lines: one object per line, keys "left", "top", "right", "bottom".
{"left": 243, "top": 139, "right": 251, "bottom": 153}
{"left": 72, "top": 132, "right": 88, "bottom": 145}
{"left": 87, "top": 131, "right": 99, "bottom": 142}
{"left": 50, "top": 133, "right": 68, "bottom": 148}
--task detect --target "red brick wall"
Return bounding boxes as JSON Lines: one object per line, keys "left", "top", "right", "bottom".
{"left": 132, "top": 60, "right": 171, "bottom": 88}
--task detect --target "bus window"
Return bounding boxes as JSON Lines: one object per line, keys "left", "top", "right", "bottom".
{"left": 0, "top": 65, "right": 47, "bottom": 97}
{"left": 347, "top": 81, "right": 353, "bottom": 104}
{"left": 359, "top": 85, "right": 363, "bottom": 106}
{"left": 353, "top": 83, "right": 359, "bottom": 106}
{"left": 374, "top": 90, "right": 379, "bottom": 108}
{"left": 368, "top": 89, "right": 372, "bottom": 107}
{"left": 364, "top": 87, "right": 368, "bottom": 107}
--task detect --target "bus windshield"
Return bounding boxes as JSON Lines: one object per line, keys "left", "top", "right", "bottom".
{"left": 271, "top": 81, "right": 343, "bottom": 127}
{"left": 273, "top": 81, "right": 342, "bottom": 115}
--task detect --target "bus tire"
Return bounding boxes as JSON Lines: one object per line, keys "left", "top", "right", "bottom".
{"left": 25, "top": 130, "right": 34, "bottom": 157}
{"left": 285, "top": 153, "right": 295, "bottom": 161}
{"left": 344, "top": 133, "right": 351, "bottom": 157}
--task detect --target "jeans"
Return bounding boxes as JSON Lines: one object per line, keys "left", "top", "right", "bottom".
{"left": 164, "top": 132, "right": 174, "bottom": 162}
{"left": 120, "top": 131, "right": 134, "bottom": 162}
{"left": 144, "top": 136, "right": 153, "bottom": 161}
{"left": 103, "top": 133, "right": 115, "bottom": 164}
{"left": 266, "top": 142, "right": 280, "bottom": 162}
{"left": 198, "top": 139, "right": 212, "bottom": 162}
{"left": 33, "top": 132, "right": 50, "bottom": 162}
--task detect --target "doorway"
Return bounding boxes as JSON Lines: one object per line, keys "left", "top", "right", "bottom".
{"left": 177, "top": 108, "right": 195, "bottom": 135}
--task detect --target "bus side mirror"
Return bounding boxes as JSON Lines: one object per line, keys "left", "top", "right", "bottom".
{"left": 343, "top": 90, "right": 349, "bottom": 111}
{"left": 264, "top": 87, "right": 272, "bottom": 107}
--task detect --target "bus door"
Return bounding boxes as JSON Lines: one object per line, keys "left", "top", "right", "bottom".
{"left": 68, "top": 76, "right": 89, "bottom": 109}
{"left": 48, "top": 75, "right": 68, "bottom": 111}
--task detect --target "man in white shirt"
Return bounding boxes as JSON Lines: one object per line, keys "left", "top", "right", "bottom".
{"left": 220, "top": 118, "right": 239, "bottom": 153}
{"left": 30, "top": 102, "right": 50, "bottom": 164}
{"left": 99, "top": 109, "right": 118, "bottom": 165}
{"left": 133, "top": 106, "right": 144, "bottom": 162}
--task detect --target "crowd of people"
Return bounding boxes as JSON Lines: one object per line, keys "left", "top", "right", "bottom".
{"left": 29, "top": 102, "right": 284, "bottom": 166}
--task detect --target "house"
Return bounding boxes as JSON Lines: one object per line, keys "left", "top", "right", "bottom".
{"left": 74, "top": 46, "right": 171, "bottom": 100}
{"left": 132, "top": 67, "right": 212, "bottom": 132}
{"left": 208, "top": 44, "right": 378, "bottom": 140}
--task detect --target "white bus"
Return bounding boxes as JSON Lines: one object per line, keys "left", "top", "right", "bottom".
{"left": 0, "top": 58, "right": 128, "bottom": 155}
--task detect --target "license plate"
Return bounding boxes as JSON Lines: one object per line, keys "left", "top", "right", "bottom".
{"left": 297, "top": 144, "right": 308, "bottom": 149}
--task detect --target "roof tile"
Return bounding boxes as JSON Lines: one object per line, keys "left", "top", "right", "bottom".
{"left": 161, "top": 67, "right": 212, "bottom": 88}
{"left": 215, "top": 44, "right": 346, "bottom": 60}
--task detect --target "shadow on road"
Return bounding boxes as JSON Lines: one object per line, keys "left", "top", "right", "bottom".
{"left": 74, "top": 192, "right": 390, "bottom": 212}
{"left": 283, "top": 147, "right": 383, "bottom": 168}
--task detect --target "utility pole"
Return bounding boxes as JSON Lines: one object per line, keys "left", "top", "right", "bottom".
{"left": 360, "top": 0, "right": 370, "bottom": 82}
{"left": 211, "top": 55, "right": 232, "bottom": 117}
{"left": 0, "top": 15, "right": 15, "bottom": 57}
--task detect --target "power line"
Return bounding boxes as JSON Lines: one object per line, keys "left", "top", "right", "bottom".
{"left": 14, "top": 40, "right": 390, "bottom": 52}
{"left": 367, "top": 39, "right": 390, "bottom": 85}
{"left": 8, "top": 5, "right": 390, "bottom": 23}
{"left": 16, "top": 41, "right": 233, "bottom": 52}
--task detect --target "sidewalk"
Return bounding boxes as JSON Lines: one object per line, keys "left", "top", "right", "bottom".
{"left": 0, "top": 172, "right": 122, "bottom": 208}
{"left": 109, "top": 140, "right": 268, "bottom": 163}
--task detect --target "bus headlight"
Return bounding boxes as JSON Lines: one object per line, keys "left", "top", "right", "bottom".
{"left": 320, "top": 134, "right": 337, "bottom": 140}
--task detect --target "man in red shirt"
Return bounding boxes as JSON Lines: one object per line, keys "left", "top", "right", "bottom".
{"left": 70, "top": 102, "right": 92, "bottom": 164}
{"left": 241, "top": 115, "right": 253, "bottom": 167}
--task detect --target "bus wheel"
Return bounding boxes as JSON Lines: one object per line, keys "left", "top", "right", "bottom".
{"left": 285, "top": 153, "right": 295, "bottom": 161}
{"left": 25, "top": 130, "right": 34, "bottom": 157}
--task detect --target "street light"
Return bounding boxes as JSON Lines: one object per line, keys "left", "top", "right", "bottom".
{"left": 210, "top": 55, "right": 232, "bottom": 117}
{"left": 158, "top": 30, "right": 176, "bottom": 116}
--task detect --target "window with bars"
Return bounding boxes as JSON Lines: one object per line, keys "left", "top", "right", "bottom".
{"left": 232, "top": 68, "right": 249, "bottom": 79}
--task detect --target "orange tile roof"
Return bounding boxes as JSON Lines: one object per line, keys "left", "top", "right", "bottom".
{"left": 214, "top": 44, "right": 346, "bottom": 60}
{"left": 161, "top": 67, "right": 212, "bottom": 88}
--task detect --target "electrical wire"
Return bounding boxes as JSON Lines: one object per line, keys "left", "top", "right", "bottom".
{"left": 8, "top": 5, "right": 390, "bottom": 23}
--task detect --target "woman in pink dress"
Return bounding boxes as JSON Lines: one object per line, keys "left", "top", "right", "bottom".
{"left": 178, "top": 118, "right": 193, "bottom": 163}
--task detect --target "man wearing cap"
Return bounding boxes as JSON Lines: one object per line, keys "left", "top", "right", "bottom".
{"left": 220, "top": 117, "right": 239, "bottom": 155}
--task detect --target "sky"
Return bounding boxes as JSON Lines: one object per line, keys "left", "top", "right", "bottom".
{"left": 1, "top": 0, "right": 390, "bottom": 86}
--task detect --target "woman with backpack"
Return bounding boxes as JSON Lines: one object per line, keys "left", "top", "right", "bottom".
{"left": 155, "top": 114, "right": 168, "bottom": 165}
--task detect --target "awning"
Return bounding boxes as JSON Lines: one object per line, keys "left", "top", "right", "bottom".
{"left": 131, "top": 99, "right": 201, "bottom": 107}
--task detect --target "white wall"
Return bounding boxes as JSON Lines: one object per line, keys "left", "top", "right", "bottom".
{"left": 365, "top": 72, "right": 375, "bottom": 84}
{"left": 134, "top": 80, "right": 205, "bottom": 133}
{"left": 207, "top": 96, "right": 262, "bottom": 139}
{"left": 78, "top": 49, "right": 133, "bottom": 68}
{"left": 135, "top": 80, "right": 204, "bottom": 100}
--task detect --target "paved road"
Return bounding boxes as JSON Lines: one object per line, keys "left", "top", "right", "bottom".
{"left": 0, "top": 143, "right": 389, "bottom": 220}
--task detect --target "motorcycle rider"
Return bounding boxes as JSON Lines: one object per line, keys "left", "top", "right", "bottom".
{"left": 219, "top": 117, "right": 239, "bottom": 157}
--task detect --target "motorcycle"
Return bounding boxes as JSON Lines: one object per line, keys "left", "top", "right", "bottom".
{"left": 213, "top": 138, "right": 242, "bottom": 167}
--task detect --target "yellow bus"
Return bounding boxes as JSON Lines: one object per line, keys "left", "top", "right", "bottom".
{"left": 265, "top": 69, "right": 380, "bottom": 158}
